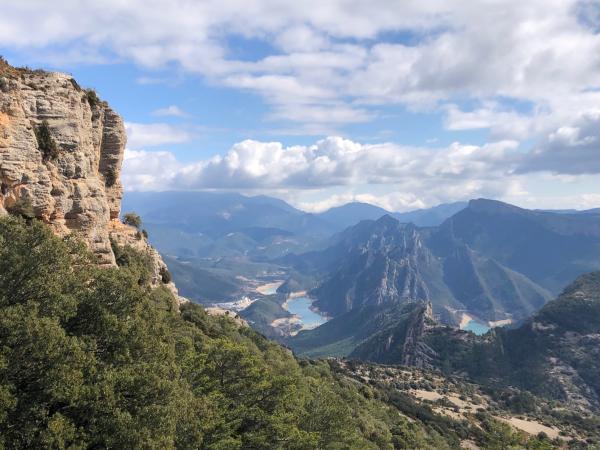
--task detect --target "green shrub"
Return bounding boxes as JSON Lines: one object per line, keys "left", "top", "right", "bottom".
{"left": 123, "top": 212, "right": 142, "bottom": 229}
{"left": 85, "top": 89, "right": 99, "bottom": 108}
{"left": 160, "top": 266, "right": 172, "bottom": 284}
{"left": 34, "top": 120, "right": 59, "bottom": 161}
{"left": 110, "top": 239, "right": 153, "bottom": 286}
{"left": 0, "top": 216, "right": 438, "bottom": 449}
{"left": 68, "top": 78, "right": 81, "bottom": 91}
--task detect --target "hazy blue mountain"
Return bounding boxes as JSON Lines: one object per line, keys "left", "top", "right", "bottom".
{"left": 287, "top": 210, "right": 554, "bottom": 325}
{"left": 316, "top": 202, "right": 391, "bottom": 230}
{"left": 393, "top": 201, "right": 468, "bottom": 226}
{"left": 315, "top": 200, "right": 469, "bottom": 230}
{"left": 126, "top": 193, "right": 316, "bottom": 303}
{"left": 123, "top": 192, "right": 470, "bottom": 261}
{"left": 288, "top": 302, "right": 429, "bottom": 358}
{"left": 539, "top": 207, "right": 600, "bottom": 215}
{"left": 122, "top": 191, "right": 332, "bottom": 237}
{"left": 164, "top": 255, "right": 244, "bottom": 301}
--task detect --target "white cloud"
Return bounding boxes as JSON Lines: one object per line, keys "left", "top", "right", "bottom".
{"left": 124, "top": 122, "right": 192, "bottom": 149}
{"left": 122, "top": 135, "right": 521, "bottom": 199}
{"left": 296, "top": 192, "right": 427, "bottom": 213}
{"left": 3, "top": 0, "right": 600, "bottom": 207}
{"left": 3, "top": 0, "right": 600, "bottom": 135}
{"left": 122, "top": 149, "right": 182, "bottom": 191}
{"left": 121, "top": 134, "right": 600, "bottom": 210}
{"left": 519, "top": 113, "right": 600, "bottom": 174}
{"left": 151, "top": 105, "right": 188, "bottom": 117}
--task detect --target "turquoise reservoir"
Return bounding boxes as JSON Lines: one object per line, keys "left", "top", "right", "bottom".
{"left": 286, "top": 297, "right": 327, "bottom": 329}
{"left": 463, "top": 320, "right": 490, "bottom": 335}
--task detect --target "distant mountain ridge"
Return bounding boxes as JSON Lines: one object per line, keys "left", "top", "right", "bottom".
{"left": 393, "top": 201, "right": 468, "bottom": 226}
{"left": 123, "top": 192, "right": 468, "bottom": 246}
{"left": 122, "top": 192, "right": 473, "bottom": 302}
{"left": 123, "top": 192, "right": 600, "bottom": 309}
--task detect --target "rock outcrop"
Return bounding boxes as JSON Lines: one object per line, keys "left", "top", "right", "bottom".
{"left": 0, "top": 58, "right": 176, "bottom": 293}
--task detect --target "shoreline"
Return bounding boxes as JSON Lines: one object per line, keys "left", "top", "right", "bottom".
{"left": 459, "top": 313, "right": 473, "bottom": 329}
{"left": 489, "top": 318, "right": 512, "bottom": 327}
{"left": 255, "top": 280, "right": 284, "bottom": 295}
{"left": 279, "top": 292, "right": 330, "bottom": 332}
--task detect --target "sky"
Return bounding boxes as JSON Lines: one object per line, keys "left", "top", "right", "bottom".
{"left": 1, "top": 0, "right": 600, "bottom": 212}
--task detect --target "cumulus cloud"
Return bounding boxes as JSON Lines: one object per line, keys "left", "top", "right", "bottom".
{"left": 124, "top": 122, "right": 192, "bottom": 149}
{"left": 122, "top": 149, "right": 182, "bottom": 191}
{"left": 121, "top": 132, "right": 600, "bottom": 210}
{"left": 519, "top": 113, "right": 600, "bottom": 174}
{"left": 4, "top": 0, "right": 599, "bottom": 207}
{"left": 296, "top": 192, "right": 426, "bottom": 213}
{"left": 122, "top": 136, "right": 522, "bottom": 202}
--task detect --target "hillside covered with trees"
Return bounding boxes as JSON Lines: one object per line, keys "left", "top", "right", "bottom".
{"left": 0, "top": 216, "right": 572, "bottom": 449}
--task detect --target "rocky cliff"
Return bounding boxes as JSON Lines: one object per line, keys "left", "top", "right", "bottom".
{"left": 0, "top": 58, "right": 175, "bottom": 291}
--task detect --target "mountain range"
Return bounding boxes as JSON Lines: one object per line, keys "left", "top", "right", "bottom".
{"left": 4, "top": 59, "right": 600, "bottom": 448}
{"left": 122, "top": 192, "right": 467, "bottom": 258}
{"left": 122, "top": 191, "right": 470, "bottom": 302}
{"left": 286, "top": 199, "right": 600, "bottom": 358}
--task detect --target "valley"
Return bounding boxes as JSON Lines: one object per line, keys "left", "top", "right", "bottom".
{"left": 2, "top": 0, "right": 600, "bottom": 444}
{"left": 130, "top": 192, "right": 600, "bottom": 352}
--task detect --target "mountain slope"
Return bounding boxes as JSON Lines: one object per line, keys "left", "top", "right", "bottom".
{"left": 288, "top": 213, "right": 553, "bottom": 326}
{"left": 0, "top": 59, "right": 176, "bottom": 292}
{"left": 285, "top": 200, "right": 600, "bottom": 360}
{"left": 344, "top": 272, "right": 600, "bottom": 412}
{"left": 0, "top": 60, "right": 126, "bottom": 265}
{"left": 123, "top": 191, "right": 332, "bottom": 238}
{"left": 1, "top": 216, "right": 570, "bottom": 449}
{"left": 288, "top": 302, "right": 428, "bottom": 358}
{"left": 431, "top": 199, "right": 600, "bottom": 293}
{"left": 1, "top": 60, "right": 596, "bottom": 448}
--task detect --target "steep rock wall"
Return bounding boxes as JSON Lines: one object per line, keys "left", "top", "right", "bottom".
{"left": 0, "top": 59, "right": 176, "bottom": 294}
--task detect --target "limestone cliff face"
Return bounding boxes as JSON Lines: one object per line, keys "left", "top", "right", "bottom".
{"left": 0, "top": 60, "right": 123, "bottom": 265}
{"left": 0, "top": 59, "right": 176, "bottom": 293}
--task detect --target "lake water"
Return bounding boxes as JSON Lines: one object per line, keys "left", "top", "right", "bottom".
{"left": 463, "top": 320, "right": 490, "bottom": 335}
{"left": 286, "top": 296, "right": 328, "bottom": 329}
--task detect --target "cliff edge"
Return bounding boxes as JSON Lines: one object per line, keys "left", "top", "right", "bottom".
{"left": 0, "top": 58, "right": 176, "bottom": 293}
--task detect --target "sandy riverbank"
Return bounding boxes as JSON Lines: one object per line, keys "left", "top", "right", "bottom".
{"left": 271, "top": 316, "right": 303, "bottom": 336}
{"left": 489, "top": 318, "right": 512, "bottom": 327}
{"left": 459, "top": 313, "right": 473, "bottom": 329}
{"left": 256, "top": 281, "right": 284, "bottom": 295}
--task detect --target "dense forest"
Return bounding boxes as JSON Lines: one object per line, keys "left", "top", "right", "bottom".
{"left": 0, "top": 217, "right": 570, "bottom": 449}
